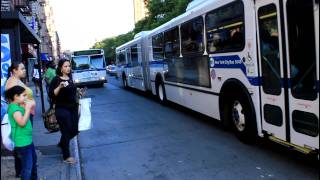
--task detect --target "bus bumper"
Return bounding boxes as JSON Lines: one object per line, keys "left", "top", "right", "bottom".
{"left": 74, "top": 79, "right": 107, "bottom": 86}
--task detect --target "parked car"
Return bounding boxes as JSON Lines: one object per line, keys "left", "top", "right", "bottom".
{"left": 107, "top": 64, "right": 117, "bottom": 76}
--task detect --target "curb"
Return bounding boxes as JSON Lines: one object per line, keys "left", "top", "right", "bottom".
{"left": 74, "top": 136, "right": 83, "bottom": 180}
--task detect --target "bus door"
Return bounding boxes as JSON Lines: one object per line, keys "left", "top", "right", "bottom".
{"left": 141, "top": 39, "right": 151, "bottom": 91}
{"left": 256, "top": 0, "right": 319, "bottom": 151}
{"left": 130, "top": 44, "right": 145, "bottom": 90}
{"left": 125, "top": 48, "right": 132, "bottom": 86}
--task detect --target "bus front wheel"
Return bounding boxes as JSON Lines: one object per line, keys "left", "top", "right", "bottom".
{"left": 224, "top": 92, "right": 257, "bottom": 143}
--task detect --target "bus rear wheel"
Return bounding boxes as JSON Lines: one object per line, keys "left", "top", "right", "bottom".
{"left": 224, "top": 93, "right": 257, "bottom": 143}
{"left": 156, "top": 82, "right": 167, "bottom": 105}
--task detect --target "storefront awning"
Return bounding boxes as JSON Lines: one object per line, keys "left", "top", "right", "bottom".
{"left": 1, "top": 11, "right": 41, "bottom": 44}
{"left": 1, "top": 10, "right": 44, "bottom": 114}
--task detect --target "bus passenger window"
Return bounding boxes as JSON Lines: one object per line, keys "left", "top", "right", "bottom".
{"left": 152, "top": 33, "right": 164, "bottom": 60}
{"left": 258, "top": 4, "right": 281, "bottom": 95}
{"left": 164, "top": 27, "right": 180, "bottom": 58}
{"left": 181, "top": 16, "right": 204, "bottom": 55}
{"left": 118, "top": 52, "right": 126, "bottom": 65}
{"left": 287, "top": 0, "right": 317, "bottom": 100}
{"left": 205, "top": 1, "right": 245, "bottom": 53}
{"left": 131, "top": 45, "right": 139, "bottom": 66}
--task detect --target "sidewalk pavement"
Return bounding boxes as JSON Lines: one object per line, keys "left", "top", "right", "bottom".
{"left": 1, "top": 83, "right": 82, "bottom": 180}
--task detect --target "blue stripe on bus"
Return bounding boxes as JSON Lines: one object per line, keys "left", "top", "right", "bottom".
{"left": 211, "top": 55, "right": 320, "bottom": 92}
{"left": 149, "top": 61, "right": 164, "bottom": 65}
{"left": 123, "top": 62, "right": 145, "bottom": 68}
{"left": 73, "top": 68, "right": 105, "bottom": 73}
{"left": 149, "top": 61, "right": 165, "bottom": 68}
{"left": 119, "top": 58, "right": 320, "bottom": 92}
{"left": 210, "top": 55, "right": 246, "bottom": 75}
{"left": 247, "top": 76, "right": 260, "bottom": 86}
{"left": 288, "top": 79, "right": 320, "bottom": 93}
{"left": 210, "top": 55, "right": 259, "bottom": 86}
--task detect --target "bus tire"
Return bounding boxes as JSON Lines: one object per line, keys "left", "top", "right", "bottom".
{"left": 122, "top": 75, "right": 128, "bottom": 89}
{"left": 224, "top": 92, "right": 257, "bottom": 143}
{"left": 156, "top": 81, "right": 167, "bottom": 105}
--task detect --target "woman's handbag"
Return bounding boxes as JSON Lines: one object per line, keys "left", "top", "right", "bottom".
{"left": 42, "top": 106, "right": 59, "bottom": 133}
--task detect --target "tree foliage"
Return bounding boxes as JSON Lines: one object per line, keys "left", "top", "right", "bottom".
{"left": 92, "top": 0, "right": 191, "bottom": 64}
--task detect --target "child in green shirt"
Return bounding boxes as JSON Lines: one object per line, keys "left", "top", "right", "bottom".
{"left": 6, "top": 85, "right": 37, "bottom": 180}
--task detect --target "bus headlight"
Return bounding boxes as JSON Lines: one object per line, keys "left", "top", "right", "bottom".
{"left": 74, "top": 79, "right": 80, "bottom": 83}
{"left": 100, "top": 76, "right": 105, "bottom": 80}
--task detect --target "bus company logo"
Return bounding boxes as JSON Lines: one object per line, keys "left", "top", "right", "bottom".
{"left": 213, "top": 58, "right": 242, "bottom": 65}
{"left": 210, "top": 55, "right": 247, "bottom": 76}
{"left": 210, "top": 57, "right": 215, "bottom": 67}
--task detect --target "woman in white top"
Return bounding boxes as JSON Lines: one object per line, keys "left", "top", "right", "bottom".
{"left": 32, "top": 64, "right": 41, "bottom": 96}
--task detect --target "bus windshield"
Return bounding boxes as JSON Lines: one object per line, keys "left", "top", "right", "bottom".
{"left": 72, "top": 55, "right": 105, "bottom": 70}
{"left": 72, "top": 56, "right": 90, "bottom": 70}
{"left": 90, "top": 55, "right": 105, "bottom": 69}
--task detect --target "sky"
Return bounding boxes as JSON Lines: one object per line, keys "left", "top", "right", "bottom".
{"left": 50, "top": 0, "right": 135, "bottom": 51}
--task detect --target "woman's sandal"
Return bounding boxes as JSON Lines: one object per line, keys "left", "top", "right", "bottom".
{"left": 63, "top": 157, "right": 77, "bottom": 164}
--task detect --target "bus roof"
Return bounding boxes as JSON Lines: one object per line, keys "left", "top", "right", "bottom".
{"left": 116, "top": 0, "right": 238, "bottom": 52}
{"left": 72, "top": 49, "right": 104, "bottom": 56}
{"left": 116, "top": 31, "right": 151, "bottom": 51}
{"left": 148, "top": 0, "right": 234, "bottom": 37}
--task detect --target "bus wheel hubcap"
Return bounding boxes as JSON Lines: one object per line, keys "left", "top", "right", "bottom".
{"left": 159, "top": 85, "right": 164, "bottom": 101}
{"left": 232, "top": 101, "right": 245, "bottom": 132}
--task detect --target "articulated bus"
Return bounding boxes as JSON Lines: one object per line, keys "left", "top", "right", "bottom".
{"left": 116, "top": 31, "right": 151, "bottom": 91}
{"left": 116, "top": 0, "right": 319, "bottom": 154}
{"left": 71, "top": 49, "right": 107, "bottom": 87}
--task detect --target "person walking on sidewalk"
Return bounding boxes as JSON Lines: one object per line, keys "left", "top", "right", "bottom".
{"left": 43, "top": 62, "right": 56, "bottom": 86}
{"left": 32, "top": 64, "right": 41, "bottom": 97}
{"left": 5, "top": 86, "right": 38, "bottom": 180}
{"left": 49, "top": 59, "right": 79, "bottom": 164}
{"left": 43, "top": 62, "right": 56, "bottom": 107}
{"left": 6, "top": 61, "right": 37, "bottom": 178}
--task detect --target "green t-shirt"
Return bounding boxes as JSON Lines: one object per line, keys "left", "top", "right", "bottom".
{"left": 44, "top": 67, "right": 56, "bottom": 84}
{"left": 8, "top": 103, "right": 33, "bottom": 147}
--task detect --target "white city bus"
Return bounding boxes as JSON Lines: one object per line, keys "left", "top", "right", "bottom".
{"left": 71, "top": 49, "right": 107, "bottom": 87}
{"left": 116, "top": 0, "right": 319, "bottom": 154}
{"left": 116, "top": 31, "right": 151, "bottom": 91}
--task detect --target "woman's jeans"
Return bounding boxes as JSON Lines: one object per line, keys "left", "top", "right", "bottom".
{"left": 55, "top": 107, "right": 79, "bottom": 160}
{"left": 14, "top": 114, "right": 34, "bottom": 177}
{"left": 14, "top": 143, "right": 38, "bottom": 180}
{"left": 14, "top": 150, "right": 22, "bottom": 177}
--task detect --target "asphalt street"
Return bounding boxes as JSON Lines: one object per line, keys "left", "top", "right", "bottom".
{"left": 77, "top": 75, "right": 319, "bottom": 180}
